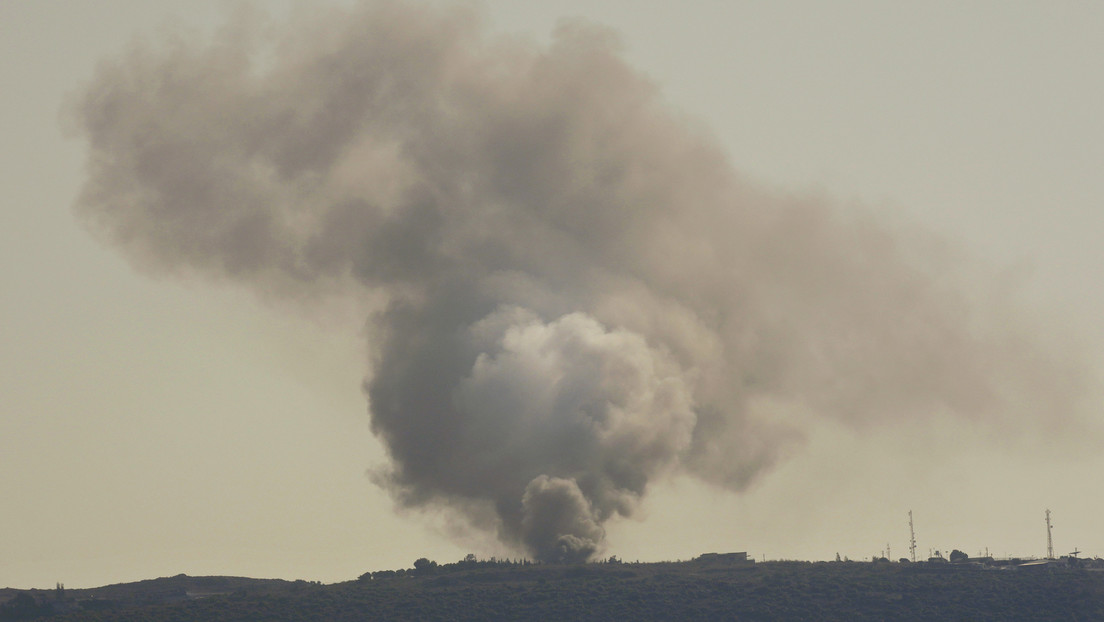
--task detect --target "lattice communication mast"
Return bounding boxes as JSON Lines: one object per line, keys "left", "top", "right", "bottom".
{"left": 1046, "top": 509, "right": 1054, "bottom": 560}
{"left": 908, "top": 510, "right": 918, "bottom": 563}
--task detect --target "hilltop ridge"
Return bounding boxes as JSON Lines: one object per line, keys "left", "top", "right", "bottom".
{"left": 4, "top": 555, "right": 1104, "bottom": 621}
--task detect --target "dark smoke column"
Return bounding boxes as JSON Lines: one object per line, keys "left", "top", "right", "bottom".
{"left": 67, "top": 2, "right": 1090, "bottom": 562}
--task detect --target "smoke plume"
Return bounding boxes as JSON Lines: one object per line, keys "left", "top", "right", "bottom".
{"left": 68, "top": 1, "right": 1089, "bottom": 562}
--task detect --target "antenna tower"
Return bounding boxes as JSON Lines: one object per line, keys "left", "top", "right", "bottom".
{"left": 1045, "top": 509, "right": 1054, "bottom": 559}
{"left": 908, "top": 510, "right": 917, "bottom": 563}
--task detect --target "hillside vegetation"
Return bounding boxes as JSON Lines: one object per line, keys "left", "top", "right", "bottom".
{"left": 5, "top": 558, "right": 1104, "bottom": 621}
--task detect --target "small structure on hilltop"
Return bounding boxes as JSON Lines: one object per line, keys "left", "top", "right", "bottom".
{"left": 694, "top": 552, "right": 752, "bottom": 564}
{"left": 1017, "top": 559, "right": 1062, "bottom": 570}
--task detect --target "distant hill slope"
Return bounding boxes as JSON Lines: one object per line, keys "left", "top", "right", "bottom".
{"left": 1, "top": 575, "right": 291, "bottom": 620}
{"left": 6, "top": 560, "right": 1104, "bottom": 621}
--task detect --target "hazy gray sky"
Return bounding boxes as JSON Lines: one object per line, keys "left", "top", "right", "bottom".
{"left": 2, "top": 0, "right": 1103, "bottom": 588}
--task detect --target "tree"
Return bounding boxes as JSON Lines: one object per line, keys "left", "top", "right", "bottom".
{"left": 949, "top": 549, "right": 968, "bottom": 563}
{"left": 413, "top": 558, "right": 438, "bottom": 575}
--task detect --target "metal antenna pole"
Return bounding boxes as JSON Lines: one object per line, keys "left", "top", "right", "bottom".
{"left": 908, "top": 510, "right": 917, "bottom": 563}
{"left": 1046, "top": 509, "right": 1054, "bottom": 560}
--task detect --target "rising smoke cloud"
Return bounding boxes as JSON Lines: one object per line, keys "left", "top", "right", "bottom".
{"left": 68, "top": 1, "right": 1090, "bottom": 562}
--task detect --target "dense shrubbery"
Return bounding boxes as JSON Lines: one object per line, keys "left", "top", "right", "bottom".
{"left": 0, "top": 593, "right": 52, "bottom": 620}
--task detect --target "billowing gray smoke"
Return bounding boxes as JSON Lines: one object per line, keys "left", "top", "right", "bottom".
{"left": 68, "top": 2, "right": 1089, "bottom": 562}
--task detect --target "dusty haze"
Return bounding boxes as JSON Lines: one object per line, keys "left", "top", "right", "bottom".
{"left": 67, "top": 1, "right": 1091, "bottom": 562}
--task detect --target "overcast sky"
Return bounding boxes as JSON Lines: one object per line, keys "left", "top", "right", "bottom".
{"left": 3, "top": 0, "right": 1103, "bottom": 588}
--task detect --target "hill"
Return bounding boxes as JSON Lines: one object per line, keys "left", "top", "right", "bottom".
{"left": 4, "top": 558, "right": 1104, "bottom": 620}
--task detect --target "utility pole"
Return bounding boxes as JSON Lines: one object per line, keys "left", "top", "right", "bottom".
{"left": 1045, "top": 509, "right": 1054, "bottom": 560}
{"left": 908, "top": 510, "right": 917, "bottom": 563}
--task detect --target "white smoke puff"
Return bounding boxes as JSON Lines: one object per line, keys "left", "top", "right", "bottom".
{"left": 453, "top": 307, "right": 696, "bottom": 556}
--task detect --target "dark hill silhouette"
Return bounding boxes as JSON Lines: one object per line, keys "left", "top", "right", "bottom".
{"left": 4, "top": 558, "right": 1104, "bottom": 621}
